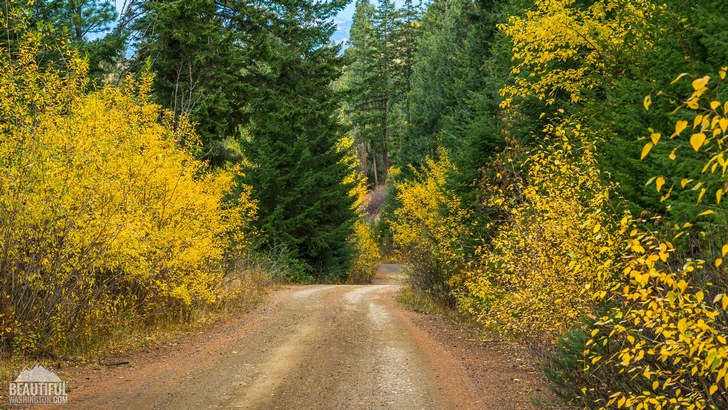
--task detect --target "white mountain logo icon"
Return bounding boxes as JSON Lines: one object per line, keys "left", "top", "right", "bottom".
{"left": 14, "top": 365, "right": 63, "bottom": 383}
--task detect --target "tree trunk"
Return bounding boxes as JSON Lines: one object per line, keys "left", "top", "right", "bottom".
{"left": 355, "top": 130, "right": 367, "bottom": 178}
{"left": 382, "top": 143, "right": 389, "bottom": 183}
{"left": 382, "top": 97, "right": 389, "bottom": 183}
{"left": 372, "top": 147, "right": 379, "bottom": 187}
{"left": 360, "top": 138, "right": 368, "bottom": 178}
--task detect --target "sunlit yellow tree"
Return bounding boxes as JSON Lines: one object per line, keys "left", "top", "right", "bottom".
{"left": 456, "top": 121, "right": 622, "bottom": 344}
{"left": 391, "top": 152, "right": 471, "bottom": 298}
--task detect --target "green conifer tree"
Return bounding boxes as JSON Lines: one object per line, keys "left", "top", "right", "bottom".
{"left": 238, "top": 0, "right": 357, "bottom": 281}
{"left": 132, "top": 0, "right": 246, "bottom": 166}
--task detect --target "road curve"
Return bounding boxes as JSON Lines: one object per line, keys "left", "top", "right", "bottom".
{"left": 64, "top": 265, "right": 481, "bottom": 409}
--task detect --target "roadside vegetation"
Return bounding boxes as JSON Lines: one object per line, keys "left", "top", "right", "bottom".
{"left": 342, "top": 0, "right": 728, "bottom": 408}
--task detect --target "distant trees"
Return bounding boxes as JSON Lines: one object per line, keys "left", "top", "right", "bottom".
{"left": 341, "top": 0, "right": 421, "bottom": 186}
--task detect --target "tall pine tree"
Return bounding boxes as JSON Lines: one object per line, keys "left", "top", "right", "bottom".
{"left": 342, "top": 0, "right": 379, "bottom": 183}
{"left": 238, "top": 0, "right": 356, "bottom": 281}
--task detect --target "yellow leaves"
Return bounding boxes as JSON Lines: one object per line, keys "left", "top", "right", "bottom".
{"left": 687, "top": 97, "right": 701, "bottom": 109}
{"left": 348, "top": 220, "right": 382, "bottom": 283}
{"left": 720, "top": 118, "right": 728, "bottom": 133}
{"left": 644, "top": 95, "right": 652, "bottom": 111}
{"left": 698, "top": 188, "right": 707, "bottom": 203}
{"left": 671, "top": 72, "right": 689, "bottom": 85}
{"left": 661, "top": 71, "right": 728, "bottom": 223}
{"left": 392, "top": 152, "right": 470, "bottom": 283}
{"left": 692, "top": 75, "right": 710, "bottom": 91}
{"left": 621, "top": 352, "right": 632, "bottom": 367}
{"left": 338, "top": 136, "right": 368, "bottom": 211}
{"left": 630, "top": 239, "right": 646, "bottom": 253}
{"left": 641, "top": 143, "right": 653, "bottom": 159}
{"left": 476, "top": 21, "right": 728, "bottom": 404}
{"left": 675, "top": 120, "right": 689, "bottom": 136}
{"left": 500, "top": 0, "right": 658, "bottom": 108}
{"left": 585, "top": 204, "right": 727, "bottom": 409}
{"left": 690, "top": 133, "right": 706, "bottom": 151}
{"left": 650, "top": 132, "right": 661, "bottom": 145}
{"left": 455, "top": 127, "right": 619, "bottom": 341}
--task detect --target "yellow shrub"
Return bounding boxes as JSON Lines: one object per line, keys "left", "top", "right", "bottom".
{"left": 0, "top": 31, "right": 253, "bottom": 354}
{"left": 391, "top": 152, "right": 471, "bottom": 296}
{"left": 457, "top": 123, "right": 621, "bottom": 343}
{"left": 499, "top": 0, "right": 661, "bottom": 107}
{"left": 348, "top": 220, "right": 381, "bottom": 283}
{"left": 338, "top": 135, "right": 368, "bottom": 210}
{"left": 582, "top": 71, "right": 728, "bottom": 409}
{"left": 586, "top": 229, "right": 726, "bottom": 409}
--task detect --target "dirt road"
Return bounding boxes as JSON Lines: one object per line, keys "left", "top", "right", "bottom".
{"left": 61, "top": 265, "right": 552, "bottom": 409}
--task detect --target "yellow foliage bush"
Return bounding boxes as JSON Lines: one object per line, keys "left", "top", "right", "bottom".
{"left": 0, "top": 31, "right": 253, "bottom": 355}
{"left": 586, "top": 228, "right": 726, "bottom": 409}
{"left": 391, "top": 152, "right": 471, "bottom": 297}
{"left": 338, "top": 135, "right": 382, "bottom": 283}
{"left": 499, "top": 0, "right": 660, "bottom": 107}
{"left": 498, "top": 0, "right": 728, "bottom": 406}
{"left": 581, "top": 71, "right": 728, "bottom": 409}
{"left": 456, "top": 123, "right": 621, "bottom": 343}
{"left": 348, "top": 220, "right": 381, "bottom": 284}
{"left": 339, "top": 135, "right": 369, "bottom": 211}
